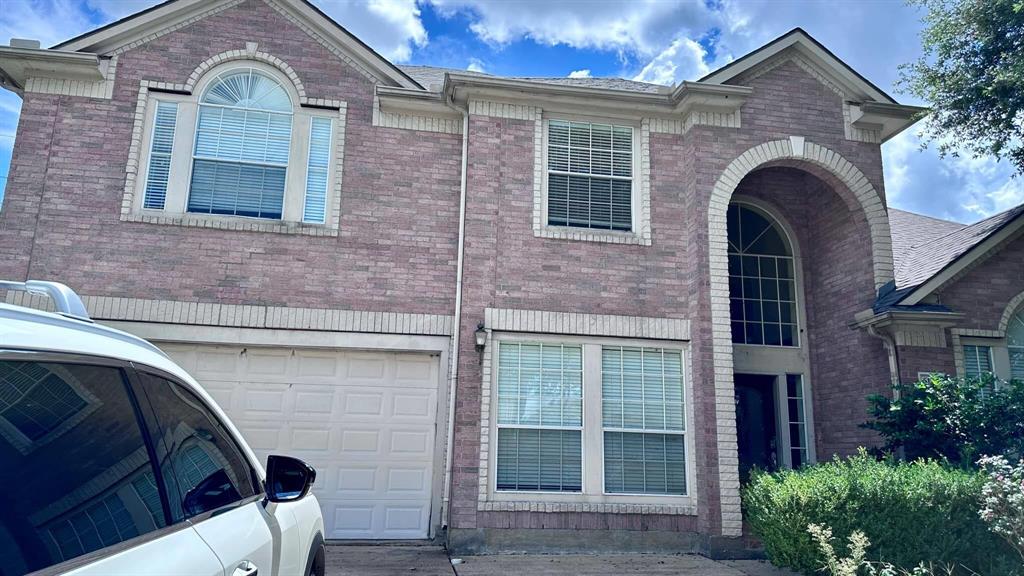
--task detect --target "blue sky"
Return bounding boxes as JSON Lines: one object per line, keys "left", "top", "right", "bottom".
{"left": 0, "top": 0, "right": 1022, "bottom": 223}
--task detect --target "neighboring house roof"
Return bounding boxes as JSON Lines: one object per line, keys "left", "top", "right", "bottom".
{"left": 398, "top": 65, "right": 667, "bottom": 94}
{"left": 889, "top": 208, "right": 966, "bottom": 286}
{"left": 878, "top": 203, "right": 1024, "bottom": 311}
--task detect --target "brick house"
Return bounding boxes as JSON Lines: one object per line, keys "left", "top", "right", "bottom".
{"left": 0, "top": 0, "right": 1021, "bottom": 556}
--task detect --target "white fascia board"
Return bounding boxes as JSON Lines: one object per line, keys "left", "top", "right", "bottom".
{"left": 0, "top": 46, "right": 103, "bottom": 90}
{"left": 376, "top": 86, "right": 461, "bottom": 119}
{"left": 901, "top": 215, "right": 1024, "bottom": 306}
{"left": 54, "top": 0, "right": 225, "bottom": 53}
{"left": 52, "top": 0, "right": 421, "bottom": 90}
{"left": 849, "top": 101, "right": 928, "bottom": 142}
{"left": 701, "top": 30, "right": 895, "bottom": 105}
{"left": 442, "top": 73, "right": 749, "bottom": 117}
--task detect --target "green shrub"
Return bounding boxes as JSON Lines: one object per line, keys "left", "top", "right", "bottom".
{"left": 863, "top": 374, "right": 1024, "bottom": 467}
{"left": 742, "top": 451, "right": 1020, "bottom": 575}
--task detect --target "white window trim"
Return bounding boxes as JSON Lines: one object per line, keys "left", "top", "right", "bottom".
{"left": 533, "top": 113, "right": 652, "bottom": 246}
{"left": 479, "top": 331, "right": 696, "bottom": 514}
{"left": 0, "top": 363, "right": 101, "bottom": 455}
{"left": 123, "top": 61, "right": 346, "bottom": 237}
{"left": 958, "top": 336, "right": 1009, "bottom": 380}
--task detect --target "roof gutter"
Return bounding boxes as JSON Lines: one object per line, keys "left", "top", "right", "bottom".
{"left": 0, "top": 45, "right": 104, "bottom": 95}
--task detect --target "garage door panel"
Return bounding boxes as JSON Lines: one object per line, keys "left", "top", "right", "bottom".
{"left": 157, "top": 343, "right": 439, "bottom": 540}
{"left": 328, "top": 501, "right": 430, "bottom": 540}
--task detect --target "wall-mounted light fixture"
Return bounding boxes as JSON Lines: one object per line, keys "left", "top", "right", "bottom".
{"left": 474, "top": 322, "right": 487, "bottom": 351}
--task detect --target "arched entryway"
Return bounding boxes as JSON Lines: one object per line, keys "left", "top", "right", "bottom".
{"left": 707, "top": 137, "right": 894, "bottom": 537}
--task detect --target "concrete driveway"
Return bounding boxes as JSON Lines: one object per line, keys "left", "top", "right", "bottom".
{"left": 325, "top": 544, "right": 796, "bottom": 576}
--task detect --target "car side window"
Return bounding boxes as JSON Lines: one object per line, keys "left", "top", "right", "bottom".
{"left": 0, "top": 360, "right": 167, "bottom": 574}
{"left": 134, "top": 372, "right": 257, "bottom": 521}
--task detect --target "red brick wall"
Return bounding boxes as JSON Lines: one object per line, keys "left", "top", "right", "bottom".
{"left": 940, "top": 233, "right": 1024, "bottom": 330}
{"left": 896, "top": 233, "right": 1024, "bottom": 380}
{"left": 0, "top": 8, "right": 897, "bottom": 539}
{"left": 0, "top": 0, "right": 462, "bottom": 315}
{"left": 448, "top": 60, "right": 891, "bottom": 536}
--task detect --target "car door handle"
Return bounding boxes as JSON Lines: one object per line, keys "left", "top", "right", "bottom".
{"left": 232, "top": 560, "right": 258, "bottom": 576}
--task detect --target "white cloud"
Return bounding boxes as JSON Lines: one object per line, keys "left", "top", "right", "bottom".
{"left": 632, "top": 36, "right": 709, "bottom": 85}
{"left": 881, "top": 130, "right": 916, "bottom": 205}
{"left": 428, "top": 0, "right": 718, "bottom": 56}
{"left": 567, "top": 69, "right": 591, "bottom": 79}
{"left": 466, "top": 57, "right": 486, "bottom": 73}
{"left": 0, "top": 0, "right": 100, "bottom": 47}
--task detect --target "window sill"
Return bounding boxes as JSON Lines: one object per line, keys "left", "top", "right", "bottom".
{"left": 122, "top": 210, "right": 338, "bottom": 237}
{"left": 479, "top": 498, "right": 696, "bottom": 515}
{"left": 533, "top": 224, "right": 651, "bottom": 246}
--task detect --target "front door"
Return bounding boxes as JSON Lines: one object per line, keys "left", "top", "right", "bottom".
{"left": 735, "top": 373, "right": 778, "bottom": 482}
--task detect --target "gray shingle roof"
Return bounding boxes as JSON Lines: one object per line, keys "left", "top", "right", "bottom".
{"left": 890, "top": 205, "right": 1024, "bottom": 290}
{"left": 397, "top": 65, "right": 668, "bottom": 94}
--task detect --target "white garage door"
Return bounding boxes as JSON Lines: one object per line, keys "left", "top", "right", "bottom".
{"left": 159, "top": 343, "right": 440, "bottom": 540}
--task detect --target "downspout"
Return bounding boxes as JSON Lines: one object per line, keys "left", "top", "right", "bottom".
{"left": 440, "top": 92, "right": 469, "bottom": 531}
{"left": 866, "top": 324, "right": 902, "bottom": 398}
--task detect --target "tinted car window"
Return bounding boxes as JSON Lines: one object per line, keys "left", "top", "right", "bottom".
{"left": 0, "top": 360, "right": 166, "bottom": 575}
{"left": 135, "top": 372, "right": 257, "bottom": 520}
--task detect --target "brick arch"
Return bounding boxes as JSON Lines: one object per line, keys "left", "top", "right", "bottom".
{"left": 184, "top": 48, "right": 308, "bottom": 101}
{"left": 706, "top": 138, "right": 894, "bottom": 537}
{"left": 999, "top": 290, "right": 1024, "bottom": 333}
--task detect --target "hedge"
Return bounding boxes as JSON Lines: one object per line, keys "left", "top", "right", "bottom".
{"left": 742, "top": 452, "right": 1020, "bottom": 575}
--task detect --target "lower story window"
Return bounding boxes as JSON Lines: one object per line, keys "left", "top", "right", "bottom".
{"left": 495, "top": 342, "right": 583, "bottom": 492}
{"left": 492, "top": 339, "right": 690, "bottom": 501}
{"left": 786, "top": 374, "right": 808, "bottom": 468}
{"left": 963, "top": 344, "right": 993, "bottom": 379}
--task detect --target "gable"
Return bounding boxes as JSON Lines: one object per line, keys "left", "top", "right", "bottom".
{"left": 50, "top": 0, "right": 420, "bottom": 89}
{"left": 701, "top": 28, "right": 894, "bottom": 104}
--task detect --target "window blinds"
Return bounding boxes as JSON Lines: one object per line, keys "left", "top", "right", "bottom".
{"left": 547, "top": 120, "right": 633, "bottom": 232}
{"left": 143, "top": 101, "right": 178, "bottom": 210}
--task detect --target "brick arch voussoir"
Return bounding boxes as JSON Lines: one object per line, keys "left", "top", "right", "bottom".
{"left": 184, "top": 49, "right": 308, "bottom": 102}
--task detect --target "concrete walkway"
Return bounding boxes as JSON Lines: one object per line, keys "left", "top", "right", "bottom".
{"left": 326, "top": 545, "right": 797, "bottom": 576}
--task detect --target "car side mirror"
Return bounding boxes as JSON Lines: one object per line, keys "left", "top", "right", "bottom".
{"left": 266, "top": 455, "right": 316, "bottom": 503}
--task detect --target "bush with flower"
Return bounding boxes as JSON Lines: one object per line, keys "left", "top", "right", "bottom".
{"left": 978, "top": 455, "right": 1024, "bottom": 563}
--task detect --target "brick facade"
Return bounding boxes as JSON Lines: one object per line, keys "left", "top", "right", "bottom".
{"left": 0, "top": 0, "right": 950, "bottom": 549}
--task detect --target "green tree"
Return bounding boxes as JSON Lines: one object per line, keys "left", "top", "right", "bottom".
{"left": 899, "top": 0, "right": 1024, "bottom": 173}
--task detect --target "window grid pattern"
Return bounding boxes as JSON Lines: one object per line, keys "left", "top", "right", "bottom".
{"left": 547, "top": 120, "right": 633, "bottom": 232}
{"left": 0, "top": 362, "right": 87, "bottom": 442}
{"left": 786, "top": 374, "right": 808, "bottom": 468}
{"left": 495, "top": 342, "right": 583, "bottom": 492}
{"left": 964, "top": 344, "right": 994, "bottom": 378}
{"left": 143, "top": 101, "right": 178, "bottom": 209}
{"left": 46, "top": 493, "right": 138, "bottom": 562}
{"left": 303, "top": 116, "right": 333, "bottom": 223}
{"left": 727, "top": 204, "right": 798, "bottom": 347}
{"left": 189, "top": 69, "right": 292, "bottom": 220}
{"left": 1008, "top": 309, "right": 1024, "bottom": 380}
{"left": 601, "top": 347, "right": 686, "bottom": 495}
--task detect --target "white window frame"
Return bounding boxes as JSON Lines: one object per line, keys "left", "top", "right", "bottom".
{"left": 960, "top": 337, "right": 1009, "bottom": 380}
{"left": 535, "top": 112, "right": 651, "bottom": 246}
{"left": 129, "top": 61, "right": 344, "bottom": 234}
{"left": 485, "top": 332, "right": 696, "bottom": 511}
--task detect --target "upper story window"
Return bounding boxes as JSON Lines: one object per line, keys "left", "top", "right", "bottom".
{"left": 188, "top": 69, "right": 293, "bottom": 220}
{"left": 543, "top": 118, "right": 638, "bottom": 229}
{"left": 727, "top": 203, "right": 799, "bottom": 347}
{"left": 546, "top": 119, "right": 633, "bottom": 232}
{"left": 130, "top": 60, "right": 342, "bottom": 233}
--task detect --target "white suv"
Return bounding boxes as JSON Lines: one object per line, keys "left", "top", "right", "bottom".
{"left": 0, "top": 281, "right": 326, "bottom": 576}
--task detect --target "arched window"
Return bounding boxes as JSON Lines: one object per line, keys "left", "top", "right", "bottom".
{"left": 188, "top": 69, "right": 294, "bottom": 219}
{"left": 1008, "top": 306, "right": 1024, "bottom": 380}
{"left": 727, "top": 203, "right": 798, "bottom": 347}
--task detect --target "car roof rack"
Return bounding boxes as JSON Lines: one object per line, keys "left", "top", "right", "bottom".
{"left": 0, "top": 280, "right": 91, "bottom": 321}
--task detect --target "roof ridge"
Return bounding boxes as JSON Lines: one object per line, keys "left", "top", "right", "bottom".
{"left": 888, "top": 206, "right": 964, "bottom": 228}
